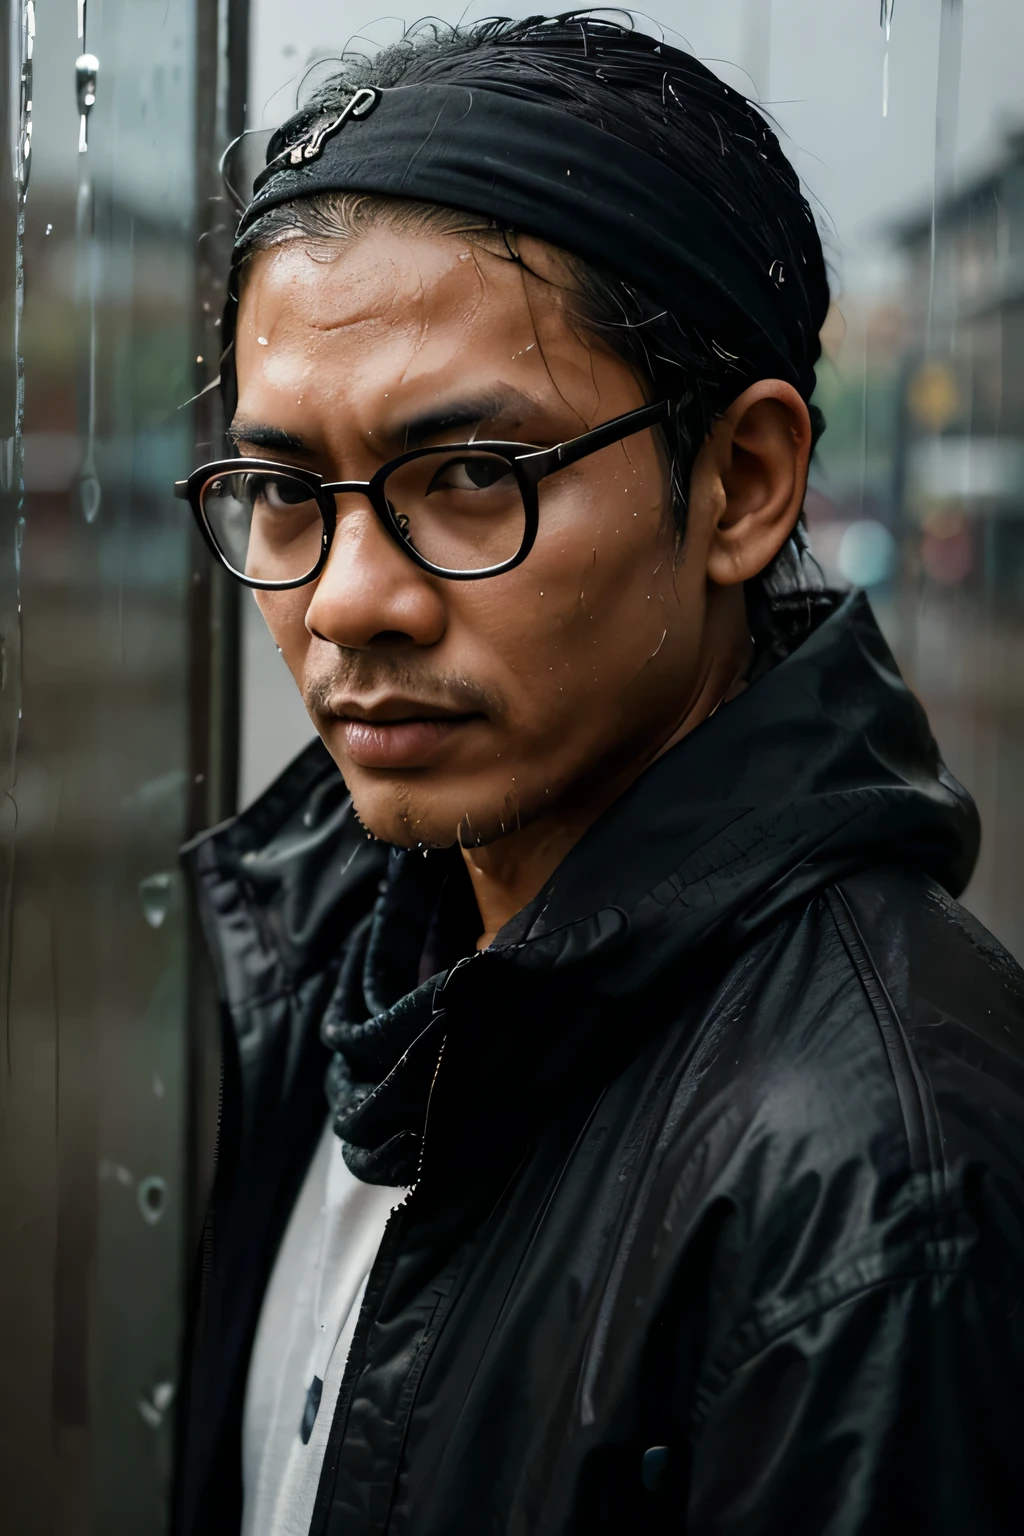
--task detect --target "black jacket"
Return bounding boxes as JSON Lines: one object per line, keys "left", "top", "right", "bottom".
{"left": 174, "top": 591, "right": 1024, "bottom": 1535}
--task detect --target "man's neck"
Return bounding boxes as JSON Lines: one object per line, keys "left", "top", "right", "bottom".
{"left": 461, "top": 637, "right": 753, "bottom": 949}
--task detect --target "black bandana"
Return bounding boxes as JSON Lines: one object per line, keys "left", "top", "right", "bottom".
{"left": 236, "top": 80, "right": 828, "bottom": 402}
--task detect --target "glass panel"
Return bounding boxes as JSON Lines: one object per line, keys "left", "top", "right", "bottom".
{"left": 245, "top": 1, "right": 1024, "bottom": 964}
{"left": 0, "top": 1, "right": 242, "bottom": 1530}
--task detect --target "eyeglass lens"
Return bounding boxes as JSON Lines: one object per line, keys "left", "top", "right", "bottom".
{"left": 202, "top": 471, "right": 325, "bottom": 584}
{"left": 201, "top": 448, "right": 527, "bottom": 582}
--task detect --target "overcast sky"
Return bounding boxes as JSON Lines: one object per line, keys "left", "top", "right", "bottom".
{"left": 248, "top": 0, "right": 1024, "bottom": 297}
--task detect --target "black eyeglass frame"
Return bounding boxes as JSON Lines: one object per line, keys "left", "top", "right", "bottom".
{"left": 174, "top": 397, "right": 672, "bottom": 589}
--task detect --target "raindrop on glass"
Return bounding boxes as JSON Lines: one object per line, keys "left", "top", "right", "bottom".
{"left": 137, "top": 1175, "right": 168, "bottom": 1225}
{"left": 138, "top": 871, "right": 173, "bottom": 928}
{"left": 79, "top": 471, "right": 101, "bottom": 523}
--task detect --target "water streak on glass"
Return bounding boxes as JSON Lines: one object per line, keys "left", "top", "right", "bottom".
{"left": 0, "top": 0, "right": 33, "bottom": 1087}
{"left": 880, "top": 0, "right": 893, "bottom": 115}
{"left": 75, "top": 20, "right": 100, "bottom": 521}
{"left": 928, "top": 0, "right": 964, "bottom": 352}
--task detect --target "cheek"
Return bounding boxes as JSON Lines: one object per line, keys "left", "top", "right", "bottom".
{"left": 529, "top": 458, "right": 678, "bottom": 654}
{"left": 457, "top": 455, "right": 684, "bottom": 707}
{"left": 255, "top": 590, "right": 311, "bottom": 672}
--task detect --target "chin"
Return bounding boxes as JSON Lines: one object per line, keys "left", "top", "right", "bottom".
{"left": 349, "top": 781, "right": 527, "bottom": 852}
{"left": 347, "top": 783, "right": 458, "bottom": 852}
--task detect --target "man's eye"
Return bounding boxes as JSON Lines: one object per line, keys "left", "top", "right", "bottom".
{"left": 429, "top": 456, "right": 514, "bottom": 493}
{"left": 251, "top": 475, "right": 315, "bottom": 510}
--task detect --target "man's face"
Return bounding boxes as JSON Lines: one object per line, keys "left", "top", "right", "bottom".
{"left": 233, "top": 226, "right": 724, "bottom": 850}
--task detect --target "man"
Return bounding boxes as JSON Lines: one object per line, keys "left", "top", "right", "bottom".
{"left": 173, "top": 16, "right": 1024, "bottom": 1536}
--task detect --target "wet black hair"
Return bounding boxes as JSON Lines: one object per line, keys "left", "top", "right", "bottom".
{"left": 234, "top": 12, "right": 832, "bottom": 654}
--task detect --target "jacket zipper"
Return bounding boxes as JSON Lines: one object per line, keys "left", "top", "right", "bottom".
{"left": 307, "top": 1022, "right": 449, "bottom": 1536}
{"left": 196, "top": 1042, "right": 225, "bottom": 1322}
{"left": 307, "top": 1191, "right": 414, "bottom": 1536}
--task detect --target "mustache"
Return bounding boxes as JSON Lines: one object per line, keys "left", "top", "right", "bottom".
{"left": 304, "top": 655, "right": 503, "bottom": 719}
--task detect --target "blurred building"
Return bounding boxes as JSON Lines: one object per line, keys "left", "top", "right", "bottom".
{"left": 884, "top": 127, "right": 1024, "bottom": 963}
{"left": 894, "top": 126, "right": 1024, "bottom": 601}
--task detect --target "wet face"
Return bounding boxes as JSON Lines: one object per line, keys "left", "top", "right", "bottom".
{"left": 233, "top": 226, "right": 794, "bottom": 852}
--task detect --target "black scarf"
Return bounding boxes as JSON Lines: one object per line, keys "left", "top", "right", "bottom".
{"left": 320, "top": 846, "right": 480, "bottom": 1185}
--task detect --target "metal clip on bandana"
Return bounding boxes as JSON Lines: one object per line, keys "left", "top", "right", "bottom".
{"left": 286, "top": 86, "right": 381, "bottom": 167}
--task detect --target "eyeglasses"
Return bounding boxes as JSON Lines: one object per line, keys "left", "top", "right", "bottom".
{"left": 174, "top": 398, "right": 671, "bottom": 588}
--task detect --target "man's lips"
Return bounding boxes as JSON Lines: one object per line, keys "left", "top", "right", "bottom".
{"left": 334, "top": 705, "right": 484, "bottom": 769}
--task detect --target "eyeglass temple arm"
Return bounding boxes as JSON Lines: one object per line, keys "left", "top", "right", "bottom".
{"left": 517, "top": 399, "right": 672, "bottom": 485}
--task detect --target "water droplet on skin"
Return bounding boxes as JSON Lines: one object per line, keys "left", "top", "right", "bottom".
{"left": 137, "top": 1175, "right": 167, "bottom": 1225}
{"left": 138, "top": 871, "right": 173, "bottom": 928}
{"left": 257, "top": 335, "right": 269, "bottom": 346}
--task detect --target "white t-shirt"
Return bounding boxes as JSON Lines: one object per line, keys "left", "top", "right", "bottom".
{"left": 241, "top": 1119, "right": 403, "bottom": 1536}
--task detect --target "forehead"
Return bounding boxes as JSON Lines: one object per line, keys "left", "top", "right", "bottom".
{"left": 234, "top": 226, "right": 582, "bottom": 400}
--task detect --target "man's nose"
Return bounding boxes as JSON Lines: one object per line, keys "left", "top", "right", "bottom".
{"left": 303, "top": 495, "right": 447, "bottom": 650}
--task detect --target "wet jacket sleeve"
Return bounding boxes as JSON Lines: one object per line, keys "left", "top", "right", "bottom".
{"left": 685, "top": 1266, "right": 1024, "bottom": 1535}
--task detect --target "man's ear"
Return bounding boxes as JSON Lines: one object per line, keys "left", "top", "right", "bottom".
{"left": 701, "top": 380, "right": 812, "bottom": 588}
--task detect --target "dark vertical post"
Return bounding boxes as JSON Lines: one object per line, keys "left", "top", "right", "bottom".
{"left": 184, "top": 0, "right": 250, "bottom": 1250}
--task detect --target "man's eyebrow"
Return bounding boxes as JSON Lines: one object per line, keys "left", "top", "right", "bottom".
{"left": 399, "top": 388, "right": 542, "bottom": 448}
{"left": 228, "top": 389, "right": 546, "bottom": 457}
{"left": 227, "top": 420, "right": 308, "bottom": 454}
